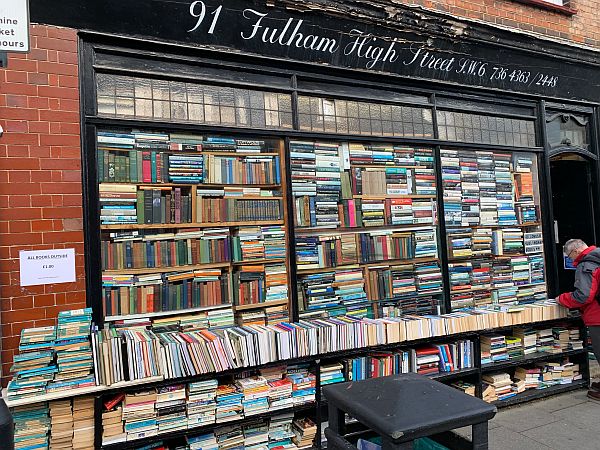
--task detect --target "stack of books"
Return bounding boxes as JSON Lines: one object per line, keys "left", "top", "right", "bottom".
{"left": 268, "top": 413, "right": 296, "bottom": 450}
{"left": 514, "top": 366, "right": 542, "bottom": 390}
{"left": 482, "top": 372, "right": 514, "bottom": 401}
{"left": 412, "top": 346, "right": 441, "bottom": 375}
{"left": 99, "top": 183, "right": 138, "bottom": 225}
{"left": 319, "top": 363, "right": 345, "bottom": 386}
{"left": 8, "top": 326, "right": 56, "bottom": 400}
{"left": 288, "top": 366, "right": 316, "bottom": 405}
{"left": 243, "top": 419, "right": 270, "bottom": 448}
{"left": 188, "top": 432, "right": 218, "bottom": 450}
{"left": 480, "top": 335, "right": 508, "bottom": 364}
{"left": 51, "top": 309, "right": 95, "bottom": 392}
{"left": 536, "top": 328, "right": 554, "bottom": 352}
{"left": 13, "top": 403, "right": 50, "bottom": 450}
{"left": 292, "top": 417, "right": 317, "bottom": 449}
{"left": 156, "top": 384, "right": 187, "bottom": 434}
{"left": 187, "top": 380, "right": 218, "bottom": 427}
{"left": 513, "top": 328, "right": 538, "bottom": 355}
{"left": 215, "top": 384, "right": 244, "bottom": 422}
{"left": 505, "top": 336, "right": 524, "bottom": 359}
{"left": 236, "top": 375, "right": 270, "bottom": 416}
{"left": 49, "top": 400, "right": 73, "bottom": 449}
{"left": 122, "top": 390, "right": 158, "bottom": 441}
{"left": 215, "top": 424, "right": 245, "bottom": 449}
{"left": 102, "top": 396, "right": 125, "bottom": 445}
{"left": 72, "top": 396, "right": 95, "bottom": 450}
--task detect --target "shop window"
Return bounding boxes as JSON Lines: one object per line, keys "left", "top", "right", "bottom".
{"left": 437, "top": 110, "right": 536, "bottom": 147}
{"left": 297, "top": 95, "right": 434, "bottom": 138}
{"left": 546, "top": 112, "right": 589, "bottom": 151}
{"left": 96, "top": 73, "right": 294, "bottom": 130}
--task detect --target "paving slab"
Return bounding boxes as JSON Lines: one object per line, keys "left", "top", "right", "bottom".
{"left": 492, "top": 404, "right": 561, "bottom": 432}
{"left": 549, "top": 399, "right": 600, "bottom": 431}
{"left": 521, "top": 419, "right": 600, "bottom": 450}
{"left": 488, "top": 425, "right": 554, "bottom": 450}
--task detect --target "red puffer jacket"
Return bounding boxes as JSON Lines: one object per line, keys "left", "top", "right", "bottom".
{"left": 558, "top": 246, "right": 600, "bottom": 326}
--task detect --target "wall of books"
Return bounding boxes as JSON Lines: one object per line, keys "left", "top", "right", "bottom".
{"left": 290, "top": 141, "right": 442, "bottom": 320}
{"left": 97, "top": 131, "right": 291, "bottom": 327}
{"left": 96, "top": 132, "right": 549, "bottom": 325}
{"left": 441, "top": 150, "right": 546, "bottom": 310}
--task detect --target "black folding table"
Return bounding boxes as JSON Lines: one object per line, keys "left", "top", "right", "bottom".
{"left": 323, "top": 373, "right": 497, "bottom": 450}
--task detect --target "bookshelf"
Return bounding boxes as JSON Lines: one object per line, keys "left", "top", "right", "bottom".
{"left": 291, "top": 141, "right": 442, "bottom": 320}
{"left": 440, "top": 149, "right": 547, "bottom": 311}
{"left": 97, "top": 131, "right": 292, "bottom": 326}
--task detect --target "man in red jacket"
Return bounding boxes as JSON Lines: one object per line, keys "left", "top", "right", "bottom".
{"left": 557, "top": 239, "right": 600, "bottom": 401}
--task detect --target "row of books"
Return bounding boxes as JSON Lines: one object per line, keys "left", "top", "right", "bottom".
{"left": 348, "top": 144, "right": 435, "bottom": 170}
{"left": 85, "top": 301, "right": 569, "bottom": 388}
{"left": 99, "top": 184, "right": 193, "bottom": 225}
{"left": 295, "top": 197, "right": 436, "bottom": 230}
{"left": 480, "top": 327, "right": 583, "bottom": 364}
{"left": 13, "top": 396, "right": 94, "bottom": 450}
{"left": 290, "top": 141, "right": 437, "bottom": 229}
{"left": 337, "top": 339, "right": 474, "bottom": 380}
{"left": 5, "top": 302, "right": 571, "bottom": 402}
{"left": 182, "top": 413, "right": 316, "bottom": 450}
{"left": 447, "top": 227, "right": 543, "bottom": 259}
{"left": 101, "top": 365, "right": 315, "bottom": 445}
{"left": 295, "top": 228, "right": 438, "bottom": 270}
{"left": 196, "top": 195, "right": 282, "bottom": 223}
{"left": 204, "top": 154, "right": 281, "bottom": 185}
{"left": 441, "top": 149, "right": 538, "bottom": 227}
{"left": 101, "top": 225, "right": 286, "bottom": 271}
{"left": 102, "top": 268, "right": 232, "bottom": 317}
{"left": 482, "top": 358, "right": 582, "bottom": 402}
{"left": 97, "top": 148, "right": 203, "bottom": 185}
{"left": 7, "top": 309, "right": 95, "bottom": 401}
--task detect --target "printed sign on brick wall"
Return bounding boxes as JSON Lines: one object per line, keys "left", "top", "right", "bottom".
{"left": 19, "top": 248, "right": 76, "bottom": 286}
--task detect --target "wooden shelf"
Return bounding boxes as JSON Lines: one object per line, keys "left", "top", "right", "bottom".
{"left": 493, "top": 380, "right": 587, "bottom": 408}
{"left": 4, "top": 384, "right": 108, "bottom": 408}
{"left": 104, "top": 304, "right": 232, "bottom": 322}
{"left": 102, "top": 261, "right": 232, "bottom": 275}
{"left": 349, "top": 164, "right": 432, "bottom": 169}
{"left": 297, "top": 257, "right": 439, "bottom": 274}
{"left": 482, "top": 348, "right": 586, "bottom": 373}
{"left": 101, "top": 220, "right": 284, "bottom": 230}
{"left": 233, "top": 299, "right": 289, "bottom": 311}
{"left": 294, "top": 222, "right": 437, "bottom": 234}
{"left": 448, "top": 223, "right": 541, "bottom": 229}
{"left": 203, "top": 151, "right": 280, "bottom": 156}
{"left": 354, "top": 194, "right": 436, "bottom": 200}
{"left": 231, "top": 258, "right": 286, "bottom": 266}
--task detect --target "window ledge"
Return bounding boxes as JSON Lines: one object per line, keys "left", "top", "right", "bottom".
{"left": 511, "top": 0, "right": 577, "bottom": 15}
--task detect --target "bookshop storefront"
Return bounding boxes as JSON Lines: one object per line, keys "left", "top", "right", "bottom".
{"left": 38, "top": 0, "right": 599, "bottom": 325}
{"left": 9, "top": 0, "right": 600, "bottom": 446}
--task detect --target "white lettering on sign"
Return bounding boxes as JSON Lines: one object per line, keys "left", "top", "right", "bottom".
{"left": 0, "top": 0, "right": 30, "bottom": 52}
{"left": 186, "top": 1, "right": 560, "bottom": 91}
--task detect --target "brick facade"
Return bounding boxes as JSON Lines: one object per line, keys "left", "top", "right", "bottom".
{"left": 410, "top": 0, "right": 600, "bottom": 47}
{"left": 0, "top": 25, "right": 85, "bottom": 379}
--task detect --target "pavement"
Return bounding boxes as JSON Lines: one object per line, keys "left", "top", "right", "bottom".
{"left": 455, "top": 361, "right": 600, "bottom": 450}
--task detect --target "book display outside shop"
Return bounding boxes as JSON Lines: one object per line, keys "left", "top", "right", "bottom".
{"left": 3, "top": 0, "right": 600, "bottom": 449}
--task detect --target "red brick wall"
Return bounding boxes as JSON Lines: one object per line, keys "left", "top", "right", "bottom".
{"left": 0, "top": 24, "right": 86, "bottom": 380}
{"left": 409, "top": 0, "right": 600, "bottom": 47}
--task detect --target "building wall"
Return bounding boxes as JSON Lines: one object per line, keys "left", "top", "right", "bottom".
{"left": 0, "top": 24, "right": 86, "bottom": 379}
{"left": 408, "top": 0, "right": 600, "bottom": 47}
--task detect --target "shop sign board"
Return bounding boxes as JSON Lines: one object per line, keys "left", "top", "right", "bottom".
{"left": 29, "top": 0, "right": 600, "bottom": 102}
{"left": 0, "top": 0, "right": 30, "bottom": 52}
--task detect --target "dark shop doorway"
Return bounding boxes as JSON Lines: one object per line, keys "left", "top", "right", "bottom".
{"left": 551, "top": 154, "right": 597, "bottom": 292}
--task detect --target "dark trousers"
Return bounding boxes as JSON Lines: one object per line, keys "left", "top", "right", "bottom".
{"left": 588, "top": 326, "right": 600, "bottom": 374}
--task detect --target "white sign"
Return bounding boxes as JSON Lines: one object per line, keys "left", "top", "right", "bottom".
{"left": 0, "top": 0, "right": 30, "bottom": 52}
{"left": 19, "top": 248, "right": 76, "bottom": 286}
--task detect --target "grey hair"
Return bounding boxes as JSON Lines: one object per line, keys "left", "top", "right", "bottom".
{"left": 563, "top": 239, "right": 587, "bottom": 255}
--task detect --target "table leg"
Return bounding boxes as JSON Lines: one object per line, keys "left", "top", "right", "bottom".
{"left": 382, "top": 438, "right": 413, "bottom": 450}
{"left": 472, "top": 421, "right": 489, "bottom": 450}
{"left": 328, "top": 402, "right": 346, "bottom": 435}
